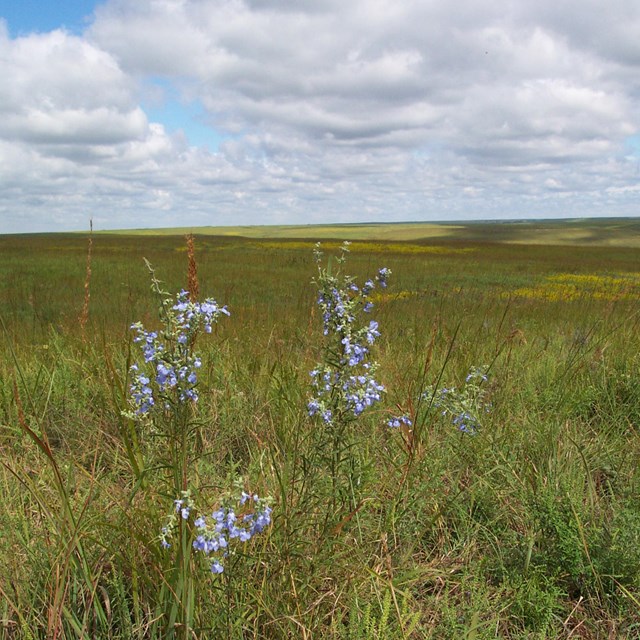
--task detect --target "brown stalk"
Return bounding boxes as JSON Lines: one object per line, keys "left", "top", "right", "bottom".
{"left": 186, "top": 233, "right": 200, "bottom": 302}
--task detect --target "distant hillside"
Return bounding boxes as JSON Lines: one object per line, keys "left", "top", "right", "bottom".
{"left": 96, "top": 217, "right": 640, "bottom": 247}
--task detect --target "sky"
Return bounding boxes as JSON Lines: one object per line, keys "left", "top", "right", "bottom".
{"left": 0, "top": 0, "right": 639, "bottom": 233}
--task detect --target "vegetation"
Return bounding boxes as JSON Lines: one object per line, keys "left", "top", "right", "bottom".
{"left": 1, "top": 224, "right": 640, "bottom": 638}
{"left": 93, "top": 217, "right": 640, "bottom": 247}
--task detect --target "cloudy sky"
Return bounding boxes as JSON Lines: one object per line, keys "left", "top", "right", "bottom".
{"left": 1, "top": 0, "right": 639, "bottom": 233}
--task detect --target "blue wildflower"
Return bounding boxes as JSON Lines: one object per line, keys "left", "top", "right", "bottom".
{"left": 308, "top": 248, "right": 389, "bottom": 425}
{"left": 376, "top": 267, "right": 391, "bottom": 288}
{"left": 387, "top": 415, "right": 412, "bottom": 428}
{"left": 128, "top": 288, "right": 228, "bottom": 418}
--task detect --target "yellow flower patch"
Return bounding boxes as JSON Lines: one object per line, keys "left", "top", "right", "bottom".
{"left": 509, "top": 272, "right": 640, "bottom": 302}
{"left": 250, "top": 240, "right": 474, "bottom": 255}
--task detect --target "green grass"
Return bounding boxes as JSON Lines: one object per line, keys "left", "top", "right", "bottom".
{"left": 91, "top": 217, "right": 640, "bottom": 247}
{"left": 1, "top": 224, "right": 640, "bottom": 638}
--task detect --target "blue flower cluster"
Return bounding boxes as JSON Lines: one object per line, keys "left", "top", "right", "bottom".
{"left": 128, "top": 290, "right": 229, "bottom": 416}
{"left": 308, "top": 246, "right": 390, "bottom": 426}
{"left": 421, "top": 366, "right": 490, "bottom": 435}
{"left": 172, "top": 290, "right": 230, "bottom": 335}
{"left": 129, "top": 367, "right": 155, "bottom": 414}
{"left": 387, "top": 415, "right": 412, "bottom": 428}
{"left": 161, "top": 491, "right": 272, "bottom": 575}
{"left": 451, "top": 411, "right": 479, "bottom": 434}
{"left": 160, "top": 491, "right": 196, "bottom": 549}
{"left": 308, "top": 368, "right": 386, "bottom": 423}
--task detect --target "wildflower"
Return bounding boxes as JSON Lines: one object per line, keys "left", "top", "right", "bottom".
{"left": 365, "top": 320, "right": 380, "bottom": 344}
{"left": 164, "top": 491, "right": 272, "bottom": 576}
{"left": 420, "top": 366, "right": 490, "bottom": 435}
{"left": 160, "top": 526, "right": 171, "bottom": 549}
{"left": 362, "top": 280, "right": 375, "bottom": 295}
{"left": 376, "top": 267, "right": 391, "bottom": 288}
{"left": 129, "top": 371, "right": 155, "bottom": 414}
{"left": 308, "top": 399, "right": 321, "bottom": 416}
{"left": 156, "top": 362, "right": 177, "bottom": 389}
{"left": 251, "top": 505, "right": 272, "bottom": 534}
{"left": 127, "top": 289, "right": 228, "bottom": 418}
{"left": 387, "top": 415, "right": 412, "bottom": 428}
{"left": 308, "top": 245, "right": 389, "bottom": 426}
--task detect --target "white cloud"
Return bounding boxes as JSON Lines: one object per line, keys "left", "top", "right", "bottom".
{"left": 1, "top": 1, "right": 639, "bottom": 232}
{"left": 0, "top": 26, "right": 149, "bottom": 150}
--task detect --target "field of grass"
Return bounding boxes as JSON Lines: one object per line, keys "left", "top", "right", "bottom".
{"left": 1, "top": 225, "right": 640, "bottom": 638}
{"left": 97, "top": 217, "right": 640, "bottom": 247}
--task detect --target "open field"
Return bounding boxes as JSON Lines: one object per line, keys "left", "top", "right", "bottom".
{"left": 96, "top": 217, "right": 640, "bottom": 247}
{"left": 1, "top": 223, "right": 640, "bottom": 638}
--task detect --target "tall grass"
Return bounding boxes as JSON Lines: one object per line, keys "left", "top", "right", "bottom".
{"left": 1, "top": 231, "right": 640, "bottom": 637}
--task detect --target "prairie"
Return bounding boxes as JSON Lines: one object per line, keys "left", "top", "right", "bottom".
{"left": 1, "top": 222, "right": 640, "bottom": 638}
{"left": 94, "top": 216, "right": 640, "bottom": 246}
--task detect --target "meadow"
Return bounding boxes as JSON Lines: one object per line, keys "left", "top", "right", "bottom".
{"left": 1, "top": 223, "right": 640, "bottom": 638}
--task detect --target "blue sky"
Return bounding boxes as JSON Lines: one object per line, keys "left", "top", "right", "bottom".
{"left": 140, "top": 78, "right": 231, "bottom": 151}
{"left": 2, "top": 0, "right": 99, "bottom": 36}
{"left": 0, "top": 0, "right": 639, "bottom": 233}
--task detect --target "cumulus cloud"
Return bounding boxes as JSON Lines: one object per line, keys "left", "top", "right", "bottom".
{"left": 1, "top": 0, "right": 639, "bottom": 232}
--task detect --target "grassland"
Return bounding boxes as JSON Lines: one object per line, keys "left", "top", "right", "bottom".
{"left": 1, "top": 223, "right": 640, "bottom": 638}
{"left": 97, "top": 217, "right": 640, "bottom": 247}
